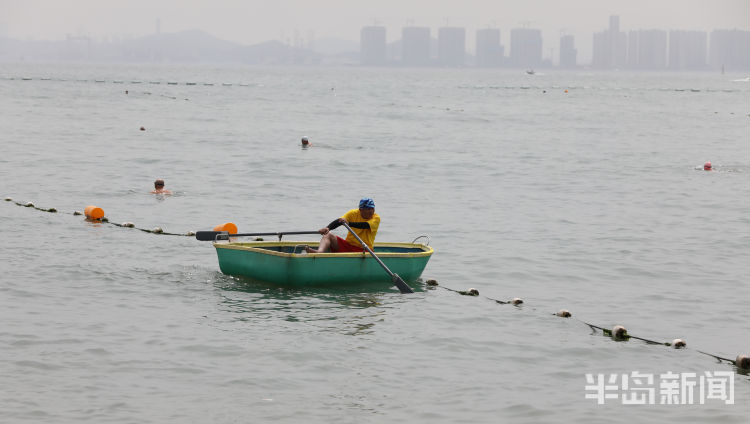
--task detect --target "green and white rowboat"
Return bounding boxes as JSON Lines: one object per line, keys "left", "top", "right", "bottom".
{"left": 213, "top": 240, "right": 434, "bottom": 287}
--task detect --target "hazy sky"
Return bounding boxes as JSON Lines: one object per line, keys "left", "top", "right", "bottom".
{"left": 2, "top": 0, "right": 749, "bottom": 61}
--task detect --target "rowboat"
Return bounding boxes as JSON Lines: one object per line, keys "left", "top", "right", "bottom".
{"left": 212, "top": 240, "right": 434, "bottom": 288}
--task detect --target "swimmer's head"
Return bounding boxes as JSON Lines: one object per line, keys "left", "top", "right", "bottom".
{"left": 154, "top": 179, "right": 165, "bottom": 188}
{"left": 704, "top": 161, "right": 712, "bottom": 171}
{"left": 301, "top": 136, "right": 309, "bottom": 146}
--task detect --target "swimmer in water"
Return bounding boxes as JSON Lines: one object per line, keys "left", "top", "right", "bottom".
{"left": 150, "top": 179, "right": 173, "bottom": 195}
{"left": 704, "top": 161, "right": 712, "bottom": 171}
{"left": 301, "top": 136, "right": 311, "bottom": 147}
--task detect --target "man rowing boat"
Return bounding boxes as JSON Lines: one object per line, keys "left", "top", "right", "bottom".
{"left": 305, "top": 198, "right": 380, "bottom": 253}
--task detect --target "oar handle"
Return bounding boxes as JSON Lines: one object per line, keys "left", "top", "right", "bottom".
{"left": 341, "top": 222, "right": 414, "bottom": 294}
{"left": 195, "top": 230, "right": 319, "bottom": 241}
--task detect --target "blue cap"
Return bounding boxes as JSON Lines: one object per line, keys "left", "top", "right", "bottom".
{"left": 359, "top": 197, "right": 375, "bottom": 209}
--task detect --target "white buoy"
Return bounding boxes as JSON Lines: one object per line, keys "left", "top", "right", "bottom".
{"left": 511, "top": 298, "right": 523, "bottom": 305}
{"left": 556, "top": 309, "right": 571, "bottom": 317}
{"left": 24, "top": 202, "right": 34, "bottom": 207}
{"left": 152, "top": 227, "right": 163, "bottom": 234}
{"left": 121, "top": 222, "right": 135, "bottom": 228}
{"left": 4, "top": 197, "right": 11, "bottom": 201}
{"left": 425, "top": 279, "right": 438, "bottom": 286}
{"left": 467, "top": 288, "right": 479, "bottom": 296}
{"left": 736, "top": 355, "right": 750, "bottom": 369}
{"left": 47, "top": 207, "right": 57, "bottom": 213}
{"left": 612, "top": 325, "right": 628, "bottom": 340}
{"left": 671, "top": 339, "right": 686, "bottom": 349}
{"left": 186, "top": 231, "right": 196, "bottom": 236}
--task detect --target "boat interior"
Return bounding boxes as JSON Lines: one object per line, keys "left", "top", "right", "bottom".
{"left": 223, "top": 241, "right": 431, "bottom": 255}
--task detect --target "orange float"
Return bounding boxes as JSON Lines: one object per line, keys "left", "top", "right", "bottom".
{"left": 84, "top": 205, "right": 105, "bottom": 220}
{"left": 213, "top": 222, "right": 238, "bottom": 234}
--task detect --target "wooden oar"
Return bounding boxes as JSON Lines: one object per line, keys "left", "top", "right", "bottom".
{"left": 341, "top": 222, "right": 414, "bottom": 294}
{"left": 195, "top": 230, "right": 319, "bottom": 241}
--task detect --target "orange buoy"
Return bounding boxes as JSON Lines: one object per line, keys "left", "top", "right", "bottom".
{"left": 213, "top": 222, "right": 238, "bottom": 234}
{"left": 84, "top": 205, "right": 105, "bottom": 220}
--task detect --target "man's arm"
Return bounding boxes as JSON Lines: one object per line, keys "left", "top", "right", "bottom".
{"left": 327, "top": 218, "right": 343, "bottom": 230}
{"left": 329, "top": 218, "right": 370, "bottom": 230}
{"left": 322, "top": 218, "right": 370, "bottom": 232}
{"left": 347, "top": 222, "right": 371, "bottom": 229}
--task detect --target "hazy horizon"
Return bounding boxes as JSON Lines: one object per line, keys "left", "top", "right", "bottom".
{"left": 2, "top": 0, "right": 749, "bottom": 62}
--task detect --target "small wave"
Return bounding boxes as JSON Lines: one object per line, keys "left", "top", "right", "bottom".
{"left": 14, "top": 360, "right": 64, "bottom": 371}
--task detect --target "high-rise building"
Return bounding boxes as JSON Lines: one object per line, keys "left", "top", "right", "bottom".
{"left": 669, "top": 30, "right": 707, "bottom": 70}
{"left": 626, "top": 31, "right": 639, "bottom": 68}
{"left": 476, "top": 28, "right": 503, "bottom": 67}
{"left": 592, "top": 16, "right": 627, "bottom": 69}
{"left": 437, "top": 27, "right": 466, "bottom": 66}
{"left": 709, "top": 29, "right": 750, "bottom": 71}
{"left": 628, "top": 30, "right": 667, "bottom": 69}
{"left": 609, "top": 16, "right": 620, "bottom": 67}
{"left": 509, "top": 28, "right": 542, "bottom": 68}
{"left": 401, "top": 26, "right": 431, "bottom": 66}
{"left": 559, "top": 35, "right": 577, "bottom": 68}
{"left": 360, "top": 26, "right": 386, "bottom": 65}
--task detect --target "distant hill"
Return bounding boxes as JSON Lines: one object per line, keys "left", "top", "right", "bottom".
{"left": 311, "top": 37, "right": 359, "bottom": 56}
{"left": 0, "top": 29, "right": 324, "bottom": 65}
{"left": 236, "top": 40, "right": 321, "bottom": 65}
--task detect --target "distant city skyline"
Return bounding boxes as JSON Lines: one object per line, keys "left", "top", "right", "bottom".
{"left": 359, "top": 18, "right": 749, "bottom": 70}
{"left": 1, "top": 0, "right": 749, "bottom": 63}
{"left": 3, "top": 20, "right": 747, "bottom": 71}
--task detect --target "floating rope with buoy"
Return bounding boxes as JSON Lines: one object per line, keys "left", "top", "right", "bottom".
{"left": 5, "top": 197, "right": 195, "bottom": 236}
{"left": 424, "top": 279, "right": 749, "bottom": 372}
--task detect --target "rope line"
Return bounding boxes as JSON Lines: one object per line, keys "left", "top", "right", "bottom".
{"left": 6, "top": 76, "right": 749, "bottom": 96}
{"left": 5, "top": 197, "right": 194, "bottom": 236}
{"left": 427, "top": 280, "right": 748, "bottom": 372}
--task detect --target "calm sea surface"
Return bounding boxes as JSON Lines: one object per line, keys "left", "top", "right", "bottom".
{"left": 1, "top": 63, "right": 749, "bottom": 422}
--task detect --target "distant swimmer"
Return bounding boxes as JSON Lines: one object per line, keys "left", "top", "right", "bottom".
{"left": 704, "top": 161, "right": 712, "bottom": 171}
{"left": 150, "top": 179, "right": 173, "bottom": 195}
{"left": 301, "top": 136, "right": 311, "bottom": 147}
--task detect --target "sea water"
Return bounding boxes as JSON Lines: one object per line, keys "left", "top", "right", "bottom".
{"left": 1, "top": 62, "right": 749, "bottom": 422}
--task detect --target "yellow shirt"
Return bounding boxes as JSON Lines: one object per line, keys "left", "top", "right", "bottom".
{"left": 341, "top": 209, "right": 380, "bottom": 249}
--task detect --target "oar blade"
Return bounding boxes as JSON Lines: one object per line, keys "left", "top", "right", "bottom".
{"left": 392, "top": 274, "right": 414, "bottom": 294}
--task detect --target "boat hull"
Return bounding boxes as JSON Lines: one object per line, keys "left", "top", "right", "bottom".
{"left": 213, "top": 241, "right": 433, "bottom": 287}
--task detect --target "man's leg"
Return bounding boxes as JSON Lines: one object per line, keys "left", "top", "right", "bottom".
{"left": 306, "top": 233, "right": 339, "bottom": 253}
